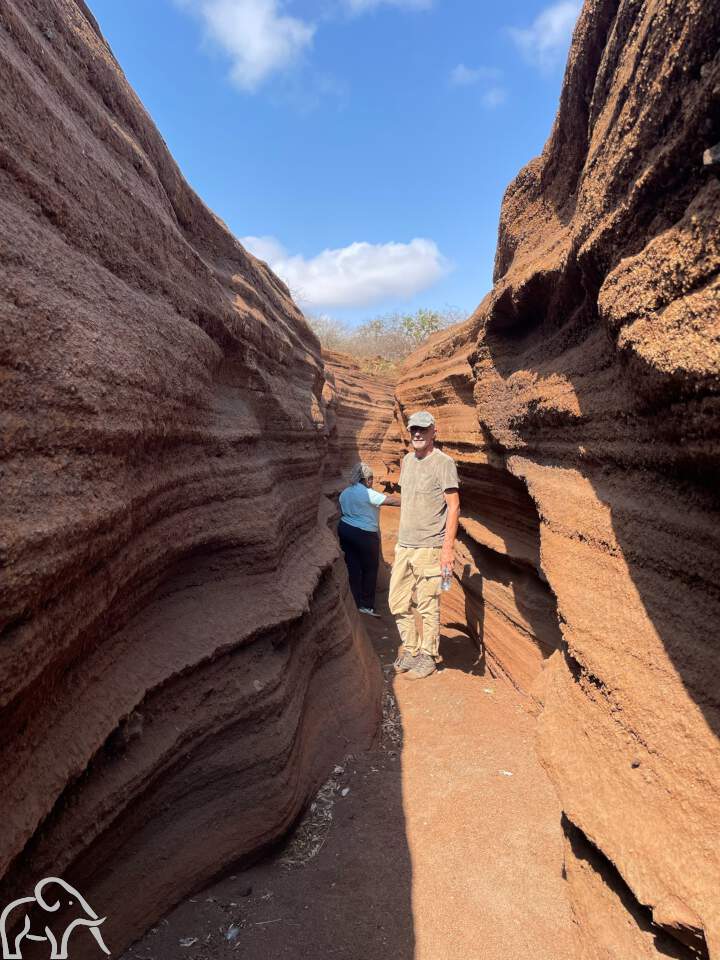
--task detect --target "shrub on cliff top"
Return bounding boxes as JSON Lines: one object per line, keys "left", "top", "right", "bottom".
{"left": 308, "top": 308, "right": 464, "bottom": 367}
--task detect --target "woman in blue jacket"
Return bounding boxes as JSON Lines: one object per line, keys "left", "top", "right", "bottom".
{"left": 338, "top": 462, "right": 399, "bottom": 617}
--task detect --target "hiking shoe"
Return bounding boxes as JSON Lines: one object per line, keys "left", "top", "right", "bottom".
{"left": 358, "top": 607, "right": 381, "bottom": 618}
{"left": 394, "top": 649, "right": 420, "bottom": 673}
{"left": 406, "top": 652, "right": 436, "bottom": 680}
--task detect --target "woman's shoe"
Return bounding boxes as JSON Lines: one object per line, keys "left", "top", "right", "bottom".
{"left": 358, "top": 607, "right": 381, "bottom": 618}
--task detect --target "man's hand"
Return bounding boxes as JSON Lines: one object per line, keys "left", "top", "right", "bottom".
{"left": 440, "top": 488, "right": 460, "bottom": 574}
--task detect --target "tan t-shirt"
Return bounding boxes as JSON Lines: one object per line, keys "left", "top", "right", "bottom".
{"left": 398, "top": 448, "right": 460, "bottom": 548}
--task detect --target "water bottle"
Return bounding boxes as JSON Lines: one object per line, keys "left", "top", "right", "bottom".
{"left": 441, "top": 566, "right": 452, "bottom": 591}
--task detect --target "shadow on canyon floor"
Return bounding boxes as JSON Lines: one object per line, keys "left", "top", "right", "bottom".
{"left": 119, "top": 583, "right": 416, "bottom": 960}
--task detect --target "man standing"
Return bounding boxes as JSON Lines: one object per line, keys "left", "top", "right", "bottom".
{"left": 390, "top": 410, "right": 460, "bottom": 680}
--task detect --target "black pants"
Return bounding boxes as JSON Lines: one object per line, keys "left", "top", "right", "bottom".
{"left": 338, "top": 520, "right": 380, "bottom": 610}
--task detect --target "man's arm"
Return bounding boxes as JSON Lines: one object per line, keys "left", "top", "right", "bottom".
{"left": 382, "top": 493, "right": 401, "bottom": 506}
{"left": 440, "top": 489, "right": 460, "bottom": 572}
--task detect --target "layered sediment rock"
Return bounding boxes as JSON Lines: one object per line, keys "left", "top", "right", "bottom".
{"left": 396, "top": 0, "right": 720, "bottom": 955}
{"left": 0, "top": 0, "right": 380, "bottom": 953}
{"left": 322, "top": 351, "right": 402, "bottom": 491}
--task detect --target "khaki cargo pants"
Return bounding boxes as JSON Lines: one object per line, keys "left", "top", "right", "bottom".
{"left": 388, "top": 545, "right": 442, "bottom": 658}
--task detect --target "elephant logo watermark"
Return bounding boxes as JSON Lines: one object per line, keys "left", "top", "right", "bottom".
{"left": 0, "top": 878, "right": 110, "bottom": 959}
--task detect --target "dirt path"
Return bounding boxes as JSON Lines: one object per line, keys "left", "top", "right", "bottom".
{"left": 123, "top": 524, "right": 579, "bottom": 960}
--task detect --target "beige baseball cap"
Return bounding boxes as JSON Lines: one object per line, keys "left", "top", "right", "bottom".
{"left": 407, "top": 410, "right": 435, "bottom": 428}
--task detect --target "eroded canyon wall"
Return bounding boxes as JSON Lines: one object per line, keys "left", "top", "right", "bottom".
{"left": 322, "top": 350, "right": 403, "bottom": 491}
{"left": 0, "top": 0, "right": 381, "bottom": 953}
{"left": 397, "top": 0, "right": 720, "bottom": 956}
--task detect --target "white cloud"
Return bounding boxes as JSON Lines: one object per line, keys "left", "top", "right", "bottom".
{"left": 242, "top": 236, "right": 450, "bottom": 309}
{"left": 241, "top": 235, "right": 286, "bottom": 263}
{"left": 344, "top": 0, "right": 432, "bottom": 12}
{"left": 449, "top": 64, "right": 507, "bottom": 108}
{"left": 176, "top": 0, "right": 434, "bottom": 91}
{"left": 508, "top": 0, "right": 582, "bottom": 70}
{"left": 481, "top": 86, "right": 508, "bottom": 108}
{"left": 449, "top": 64, "right": 501, "bottom": 86}
{"left": 175, "top": 0, "right": 315, "bottom": 90}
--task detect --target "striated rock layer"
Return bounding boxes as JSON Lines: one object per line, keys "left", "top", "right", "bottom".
{"left": 0, "top": 0, "right": 381, "bottom": 954}
{"left": 396, "top": 1, "right": 720, "bottom": 956}
{"left": 322, "top": 351, "right": 403, "bottom": 492}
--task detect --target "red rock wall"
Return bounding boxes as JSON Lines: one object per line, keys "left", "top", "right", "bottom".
{"left": 322, "top": 351, "right": 403, "bottom": 491}
{"left": 0, "top": 1, "right": 381, "bottom": 953}
{"left": 396, "top": 1, "right": 720, "bottom": 956}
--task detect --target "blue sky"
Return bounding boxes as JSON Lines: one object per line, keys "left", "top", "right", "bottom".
{"left": 88, "top": 0, "right": 581, "bottom": 325}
